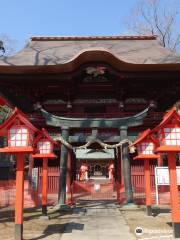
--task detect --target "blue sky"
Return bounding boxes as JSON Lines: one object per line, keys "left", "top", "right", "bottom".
{"left": 0, "top": 0, "right": 137, "bottom": 51}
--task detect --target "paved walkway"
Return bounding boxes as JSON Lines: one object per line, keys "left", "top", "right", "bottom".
{"left": 60, "top": 200, "right": 135, "bottom": 240}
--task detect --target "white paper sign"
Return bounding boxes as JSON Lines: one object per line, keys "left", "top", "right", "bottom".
{"left": 155, "top": 167, "right": 180, "bottom": 185}
{"left": 155, "top": 167, "right": 180, "bottom": 205}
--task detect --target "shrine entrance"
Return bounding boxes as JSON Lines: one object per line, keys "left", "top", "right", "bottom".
{"left": 71, "top": 148, "right": 117, "bottom": 202}
{"left": 40, "top": 107, "right": 149, "bottom": 206}
{"left": 72, "top": 180, "right": 117, "bottom": 202}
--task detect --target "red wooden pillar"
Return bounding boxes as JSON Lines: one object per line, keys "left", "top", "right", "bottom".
{"left": 15, "top": 153, "right": 24, "bottom": 240}
{"left": 168, "top": 152, "right": 180, "bottom": 238}
{"left": 66, "top": 151, "right": 72, "bottom": 204}
{"left": 144, "top": 159, "right": 152, "bottom": 216}
{"left": 42, "top": 157, "right": 48, "bottom": 216}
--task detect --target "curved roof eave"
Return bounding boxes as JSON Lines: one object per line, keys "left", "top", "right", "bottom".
{"left": 0, "top": 49, "right": 180, "bottom": 74}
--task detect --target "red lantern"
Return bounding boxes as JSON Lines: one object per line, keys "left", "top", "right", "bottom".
{"left": 153, "top": 107, "right": 180, "bottom": 153}
{"left": 133, "top": 129, "right": 159, "bottom": 160}
{"left": 131, "top": 129, "right": 159, "bottom": 216}
{"left": 33, "top": 128, "right": 57, "bottom": 158}
{"left": 32, "top": 128, "right": 57, "bottom": 218}
{"left": 0, "top": 108, "right": 37, "bottom": 153}
{"left": 0, "top": 108, "right": 38, "bottom": 240}
{"left": 152, "top": 107, "right": 180, "bottom": 238}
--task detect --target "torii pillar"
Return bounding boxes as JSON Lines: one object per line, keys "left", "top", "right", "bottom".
{"left": 58, "top": 127, "right": 70, "bottom": 209}
{"left": 120, "top": 126, "right": 134, "bottom": 203}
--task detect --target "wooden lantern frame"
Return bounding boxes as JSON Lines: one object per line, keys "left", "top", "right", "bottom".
{"left": 153, "top": 107, "right": 180, "bottom": 153}
{"left": 32, "top": 128, "right": 57, "bottom": 217}
{"left": 152, "top": 107, "right": 180, "bottom": 238}
{"left": 133, "top": 129, "right": 160, "bottom": 160}
{"left": 0, "top": 108, "right": 38, "bottom": 240}
{"left": 33, "top": 128, "right": 57, "bottom": 158}
{"left": 132, "top": 128, "right": 159, "bottom": 216}
{"left": 0, "top": 108, "right": 37, "bottom": 153}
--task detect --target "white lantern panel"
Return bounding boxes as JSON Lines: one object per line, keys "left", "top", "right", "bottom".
{"left": 22, "top": 128, "right": 28, "bottom": 133}
{"left": 10, "top": 141, "right": 15, "bottom": 147}
{"left": 9, "top": 127, "right": 29, "bottom": 147}
{"left": 164, "top": 127, "right": 180, "bottom": 146}
{"left": 16, "top": 134, "right": 21, "bottom": 140}
{"left": 38, "top": 141, "right": 51, "bottom": 154}
{"left": 22, "top": 134, "right": 27, "bottom": 140}
{"left": 16, "top": 141, "right": 21, "bottom": 147}
{"left": 21, "top": 141, "right": 27, "bottom": 146}
{"left": 140, "top": 142, "right": 154, "bottom": 154}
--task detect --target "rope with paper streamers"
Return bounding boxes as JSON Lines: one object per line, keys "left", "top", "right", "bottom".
{"left": 58, "top": 135, "right": 136, "bottom": 153}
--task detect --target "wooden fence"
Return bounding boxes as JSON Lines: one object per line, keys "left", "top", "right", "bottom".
{"left": 0, "top": 162, "right": 172, "bottom": 207}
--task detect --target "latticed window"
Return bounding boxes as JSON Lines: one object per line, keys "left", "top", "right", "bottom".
{"left": 9, "top": 126, "right": 29, "bottom": 147}
{"left": 37, "top": 140, "right": 51, "bottom": 154}
{"left": 159, "top": 127, "right": 180, "bottom": 146}
{"left": 137, "top": 142, "right": 154, "bottom": 155}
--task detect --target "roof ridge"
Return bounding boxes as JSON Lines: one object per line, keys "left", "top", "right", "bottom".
{"left": 30, "top": 35, "right": 157, "bottom": 41}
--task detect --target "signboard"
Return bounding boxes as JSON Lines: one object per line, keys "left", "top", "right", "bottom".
{"left": 155, "top": 167, "right": 180, "bottom": 205}
{"left": 31, "top": 168, "right": 38, "bottom": 190}
{"left": 155, "top": 167, "right": 180, "bottom": 185}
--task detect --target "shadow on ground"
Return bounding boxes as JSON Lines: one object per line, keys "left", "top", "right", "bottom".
{"left": 27, "top": 222, "right": 84, "bottom": 240}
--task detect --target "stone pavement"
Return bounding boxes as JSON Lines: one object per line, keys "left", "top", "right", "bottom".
{"left": 60, "top": 200, "right": 135, "bottom": 240}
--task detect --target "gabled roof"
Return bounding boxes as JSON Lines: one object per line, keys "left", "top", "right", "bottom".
{"left": 0, "top": 35, "right": 179, "bottom": 74}
{"left": 0, "top": 107, "right": 38, "bottom": 136}
{"left": 33, "top": 128, "right": 56, "bottom": 145}
{"left": 152, "top": 107, "right": 180, "bottom": 132}
{"left": 132, "top": 128, "right": 158, "bottom": 146}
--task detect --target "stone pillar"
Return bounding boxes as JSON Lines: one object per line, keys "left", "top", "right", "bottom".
{"left": 120, "top": 126, "right": 134, "bottom": 204}
{"left": 58, "top": 127, "right": 69, "bottom": 207}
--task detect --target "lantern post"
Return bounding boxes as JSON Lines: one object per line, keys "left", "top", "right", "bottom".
{"left": 32, "top": 128, "right": 57, "bottom": 219}
{"left": 153, "top": 107, "right": 180, "bottom": 238}
{"left": 0, "top": 108, "right": 38, "bottom": 240}
{"left": 131, "top": 129, "right": 159, "bottom": 216}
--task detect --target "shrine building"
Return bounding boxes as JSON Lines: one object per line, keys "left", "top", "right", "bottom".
{"left": 0, "top": 35, "right": 179, "bottom": 205}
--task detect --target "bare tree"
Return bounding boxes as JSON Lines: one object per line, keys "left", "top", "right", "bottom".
{"left": 0, "top": 40, "right": 5, "bottom": 55}
{"left": 0, "top": 34, "right": 17, "bottom": 56}
{"left": 125, "top": 0, "right": 180, "bottom": 52}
